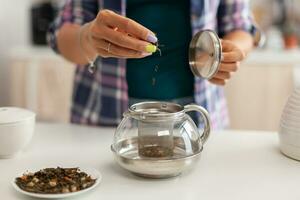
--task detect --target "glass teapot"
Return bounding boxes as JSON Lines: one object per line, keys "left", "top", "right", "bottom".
{"left": 111, "top": 101, "right": 211, "bottom": 178}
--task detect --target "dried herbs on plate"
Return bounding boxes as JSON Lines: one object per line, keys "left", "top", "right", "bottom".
{"left": 15, "top": 167, "right": 96, "bottom": 194}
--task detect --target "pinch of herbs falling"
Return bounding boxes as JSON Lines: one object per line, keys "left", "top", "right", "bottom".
{"left": 151, "top": 41, "right": 163, "bottom": 86}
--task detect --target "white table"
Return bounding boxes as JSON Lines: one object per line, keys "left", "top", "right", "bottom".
{"left": 1, "top": 123, "right": 300, "bottom": 200}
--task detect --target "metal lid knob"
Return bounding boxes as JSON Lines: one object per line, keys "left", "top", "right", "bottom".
{"left": 189, "top": 30, "right": 222, "bottom": 79}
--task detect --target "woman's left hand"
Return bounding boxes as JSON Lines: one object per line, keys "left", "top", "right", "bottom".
{"left": 209, "top": 40, "right": 246, "bottom": 86}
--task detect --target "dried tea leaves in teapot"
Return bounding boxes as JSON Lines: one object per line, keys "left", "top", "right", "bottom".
{"left": 139, "top": 146, "right": 174, "bottom": 158}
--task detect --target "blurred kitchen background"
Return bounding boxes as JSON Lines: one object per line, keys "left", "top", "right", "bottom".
{"left": 1, "top": 0, "right": 300, "bottom": 131}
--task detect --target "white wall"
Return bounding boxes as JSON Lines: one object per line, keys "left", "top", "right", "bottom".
{"left": 0, "top": 0, "right": 33, "bottom": 106}
{"left": 0, "top": 0, "right": 67, "bottom": 106}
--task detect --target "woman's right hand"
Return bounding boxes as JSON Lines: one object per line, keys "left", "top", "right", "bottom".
{"left": 81, "top": 9, "right": 158, "bottom": 59}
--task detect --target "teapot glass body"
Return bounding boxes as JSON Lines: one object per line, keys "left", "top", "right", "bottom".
{"left": 111, "top": 101, "right": 211, "bottom": 178}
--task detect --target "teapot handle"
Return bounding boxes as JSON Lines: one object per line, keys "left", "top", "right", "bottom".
{"left": 184, "top": 104, "right": 211, "bottom": 145}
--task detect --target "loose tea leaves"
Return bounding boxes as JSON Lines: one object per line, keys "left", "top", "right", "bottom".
{"left": 155, "top": 41, "right": 164, "bottom": 57}
{"left": 151, "top": 65, "right": 160, "bottom": 86}
{"left": 15, "top": 167, "right": 96, "bottom": 194}
{"left": 151, "top": 41, "right": 162, "bottom": 86}
{"left": 139, "top": 146, "right": 174, "bottom": 158}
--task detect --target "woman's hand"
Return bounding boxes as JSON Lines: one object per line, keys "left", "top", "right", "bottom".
{"left": 209, "top": 40, "right": 246, "bottom": 86}
{"left": 81, "top": 10, "right": 157, "bottom": 59}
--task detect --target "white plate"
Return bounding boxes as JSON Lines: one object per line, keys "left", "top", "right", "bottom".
{"left": 12, "top": 167, "right": 102, "bottom": 199}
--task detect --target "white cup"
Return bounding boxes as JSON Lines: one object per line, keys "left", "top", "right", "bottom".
{"left": 0, "top": 107, "right": 35, "bottom": 158}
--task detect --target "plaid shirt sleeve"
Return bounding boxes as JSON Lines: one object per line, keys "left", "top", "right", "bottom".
{"left": 47, "top": 0, "right": 99, "bottom": 54}
{"left": 217, "top": 0, "right": 256, "bottom": 37}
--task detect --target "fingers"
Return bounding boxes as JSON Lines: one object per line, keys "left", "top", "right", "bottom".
{"left": 95, "top": 48, "right": 116, "bottom": 58}
{"left": 91, "top": 25, "right": 151, "bottom": 53}
{"left": 221, "top": 39, "right": 246, "bottom": 63}
{"left": 89, "top": 9, "right": 158, "bottom": 59}
{"left": 221, "top": 40, "right": 235, "bottom": 52}
{"left": 213, "top": 71, "right": 232, "bottom": 80}
{"left": 93, "top": 39, "right": 151, "bottom": 58}
{"left": 208, "top": 39, "right": 246, "bottom": 86}
{"left": 97, "top": 10, "right": 157, "bottom": 43}
{"left": 222, "top": 51, "right": 245, "bottom": 63}
{"left": 209, "top": 69, "right": 233, "bottom": 86}
{"left": 218, "top": 62, "right": 240, "bottom": 72}
{"left": 209, "top": 78, "right": 226, "bottom": 86}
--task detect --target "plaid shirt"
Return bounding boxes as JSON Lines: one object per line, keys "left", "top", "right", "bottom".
{"left": 48, "top": 0, "right": 256, "bottom": 129}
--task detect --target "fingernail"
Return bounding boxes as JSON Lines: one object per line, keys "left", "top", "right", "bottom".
{"left": 141, "top": 52, "right": 152, "bottom": 57}
{"left": 147, "top": 34, "right": 158, "bottom": 43}
{"left": 145, "top": 44, "right": 157, "bottom": 53}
